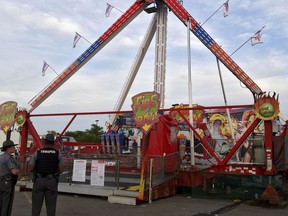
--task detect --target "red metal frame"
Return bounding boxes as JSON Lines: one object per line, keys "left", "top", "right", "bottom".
{"left": 20, "top": 104, "right": 277, "bottom": 175}
{"left": 176, "top": 108, "right": 277, "bottom": 175}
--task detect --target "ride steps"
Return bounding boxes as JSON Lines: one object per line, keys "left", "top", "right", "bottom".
{"left": 108, "top": 189, "right": 139, "bottom": 205}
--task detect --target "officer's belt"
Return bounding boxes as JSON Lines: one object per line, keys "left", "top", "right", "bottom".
{"left": 0, "top": 174, "right": 13, "bottom": 181}
{"left": 36, "top": 174, "right": 57, "bottom": 179}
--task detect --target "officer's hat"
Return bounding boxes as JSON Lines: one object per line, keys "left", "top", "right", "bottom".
{"left": 44, "top": 134, "right": 55, "bottom": 143}
{"left": 1, "top": 140, "right": 18, "bottom": 151}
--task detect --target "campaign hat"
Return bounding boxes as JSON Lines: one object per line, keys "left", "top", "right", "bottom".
{"left": 1, "top": 140, "right": 18, "bottom": 151}
{"left": 44, "top": 134, "right": 55, "bottom": 142}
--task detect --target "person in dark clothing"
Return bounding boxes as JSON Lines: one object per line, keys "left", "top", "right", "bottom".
{"left": 239, "top": 139, "right": 254, "bottom": 163}
{"left": 29, "top": 134, "right": 64, "bottom": 216}
{"left": 0, "top": 140, "right": 19, "bottom": 216}
{"left": 185, "top": 136, "right": 203, "bottom": 155}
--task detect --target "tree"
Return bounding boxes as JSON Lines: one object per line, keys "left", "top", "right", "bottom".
{"left": 47, "top": 130, "right": 58, "bottom": 136}
{"left": 64, "top": 121, "right": 104, "bottom": 143}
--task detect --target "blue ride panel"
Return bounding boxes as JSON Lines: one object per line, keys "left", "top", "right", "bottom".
{"left": 104, "top": 134, "right": 111, "bottom": 154}
{"left": 100, "top": 134, "right": 107, "bottom": 154}
{"left": 193, "top": 25, "right": 214, "bottom": 48}
{"left": 109, "top": 133, "right": 117, "bottom": 154}
{"left": 114, "top": 133, "right": 124, "bottom": 154}
{"left": 75, "top": 40, "right": 102, "bottom": 65}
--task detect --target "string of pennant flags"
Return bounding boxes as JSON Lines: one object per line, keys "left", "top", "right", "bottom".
{"left": 41, "top": 1, "right": 264, "bottom": 76}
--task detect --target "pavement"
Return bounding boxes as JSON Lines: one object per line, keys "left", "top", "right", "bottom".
{"left": 13, "top": 190, "right": 288, "bottom": 216}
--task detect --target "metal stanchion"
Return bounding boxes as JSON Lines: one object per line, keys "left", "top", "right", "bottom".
{"left": 148, "top": 158, "right": 154, "bottom": 204}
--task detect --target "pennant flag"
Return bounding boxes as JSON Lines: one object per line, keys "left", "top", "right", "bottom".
{"left": 105, "top": 3, "right": 113, "bottom": 17}
{"left": 73, "top": 32, "right": 82, "bottom": 48}
{"left": 42, "top": 61, "right": 49, "bottom": 76}
{"left": 223, "top": 0, "right": 229, "bottom": 17}
{"left": 251, "top": 27, "right": 265, "bottom": 46}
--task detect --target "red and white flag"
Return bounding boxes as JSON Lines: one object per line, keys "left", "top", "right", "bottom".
{"left": 223, "top": 0, "right": 229, "bottom": 17}
{"left": 105, "top": 3, "right": 113, "bottom": 17}
{"left": 42, "top": 61, "right": 49, "bottom": 76}
{"left": 73, "top": 32, "right": 82, "bottom": 48}
{"left": 251, "top": 27, "right": 265, "bottom": 46}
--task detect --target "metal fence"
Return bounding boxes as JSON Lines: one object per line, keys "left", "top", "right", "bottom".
{"left": 143, "top": 152, "right": 181, "bottom": 189}
{"left": 61, "top": 144, "right": 142, "bottom": 188}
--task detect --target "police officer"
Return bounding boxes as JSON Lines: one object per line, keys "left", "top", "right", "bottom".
{"left": 0, "top": 140, "right": 19, "bottom": 216}
{"left": 29, "top": 134, "right": 64, "bottom": 216}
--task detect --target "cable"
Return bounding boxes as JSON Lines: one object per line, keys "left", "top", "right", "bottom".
{"left": 211, "top": 202, "right": 241, "bottom": 214}
{"left": 193, "top": 202, "right": 242, "bottom": 215}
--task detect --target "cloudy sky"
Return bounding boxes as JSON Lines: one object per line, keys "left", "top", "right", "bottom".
{"left": 0, "top": 0, "right": 287, "bottom": 134}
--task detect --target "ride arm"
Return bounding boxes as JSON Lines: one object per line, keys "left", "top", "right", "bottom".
{"left": 163, "top": 0, "right": 263, "bottom": 96}
{"left": 28, "top": 1, "right": 151, "bottom": 112}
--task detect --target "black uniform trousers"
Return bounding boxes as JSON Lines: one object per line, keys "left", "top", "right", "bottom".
{"left": 32, "top": 177, "right": 58, "bottom": 216}
{"left": 0, "top": 178, "right": 15, "bottom": 216}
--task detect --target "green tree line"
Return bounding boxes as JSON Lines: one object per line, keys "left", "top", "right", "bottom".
{"left": 48, "top": 121, "right": 104, "bottom": 143}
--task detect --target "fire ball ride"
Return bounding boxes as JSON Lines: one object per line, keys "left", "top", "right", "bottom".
{"left": 1, "top": 0, "right": 287, "bottom": 204}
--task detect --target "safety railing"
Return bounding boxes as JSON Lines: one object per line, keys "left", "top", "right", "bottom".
{"left": 143, "top": 152, "right": 181, "bottom": 191}
{"left": 61, "top": 144, "right": 142, "bottom": 188}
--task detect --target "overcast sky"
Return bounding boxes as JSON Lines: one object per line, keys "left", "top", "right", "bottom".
{"left": 0, "top": 0, "right": 287, "bottom": 135}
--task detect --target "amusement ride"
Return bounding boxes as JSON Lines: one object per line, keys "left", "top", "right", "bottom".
{"left": 0, "top": 0, "right": 287, "bottom": 204}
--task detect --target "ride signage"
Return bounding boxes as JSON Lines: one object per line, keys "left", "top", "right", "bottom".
{"left": 131, "top": 92, "right": 160, "bottom": 134}
{"left": 254, "top": 92, "right": 280, "bottom": 121}
{"left": 0, "top": 101, "right": 17, "bottom": 133}
{"left": 15, "top": 109, "right": 27, "bottom": 127}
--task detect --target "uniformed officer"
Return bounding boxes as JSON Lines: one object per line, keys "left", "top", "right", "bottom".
{"left": 29, "top": 134, "right": 64, "bottom": 216}
{"left": 0, "top": 140, "right": 20, "bottom": 216}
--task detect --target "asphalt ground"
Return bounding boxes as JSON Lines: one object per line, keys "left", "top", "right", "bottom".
{"left": 12, "top": 190, "right": 287, "bottom": 216}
